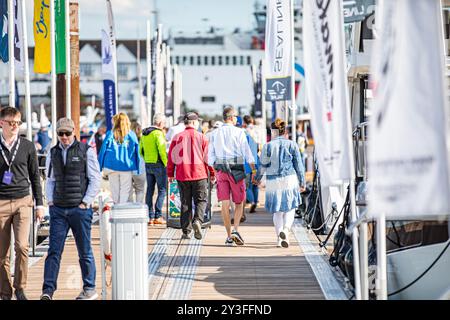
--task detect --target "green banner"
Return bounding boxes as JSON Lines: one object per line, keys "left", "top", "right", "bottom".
{"left": 55, "top": 0, "right": 66, "bottom": 74}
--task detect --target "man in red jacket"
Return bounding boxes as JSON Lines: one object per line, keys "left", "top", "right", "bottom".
{"left": 167, "top": 112, "right": 215, "bottom": 240}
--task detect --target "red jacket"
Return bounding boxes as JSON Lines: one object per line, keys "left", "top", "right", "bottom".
{"left": 167, "top": 127, "right": 215, "bottom": 182}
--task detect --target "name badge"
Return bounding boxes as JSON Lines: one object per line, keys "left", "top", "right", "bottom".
{"left": 2, "top": 171, "right": 13, "bottom": 185}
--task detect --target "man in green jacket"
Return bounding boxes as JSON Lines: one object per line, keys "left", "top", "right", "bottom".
{"left": 140, "top": 113, "right": 167, "bottom": 225}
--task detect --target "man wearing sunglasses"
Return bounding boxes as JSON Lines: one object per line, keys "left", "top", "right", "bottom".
{"left": 0, "top": 107, "right": 44, "bottom": 300}
{"left": 40, "top": 118, "right": 101, "bottom": 300}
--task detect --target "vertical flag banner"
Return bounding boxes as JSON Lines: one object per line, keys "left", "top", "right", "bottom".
{"left": 0, "top": 0, "right": 7, "bottom": 62}
{"left": 102, "top": 29, "right": 117, "bottom": 131}
{"left": 13, "top": 0, "right": 24, "bottom": 72}
{"left": 264, "top": 0, "right": 293, "bottom": 102}
{"left": 154, "top": 28, "right": 164, "bottom": 115}
{"left": 106, "top": 0, "right": 118, "bottom": 109}
{"left": 165, "top": 46, "right": 173, "bottom": 117}
{"left": 368, "top": 0, "right": 450, "bottom": 219}
{"left": 254, "top": 61, "right": 263, "bottom": 118}
{"left": 55, "top": 0, "right": 65, "bottom": 73}
{"left": 0, "top": 0, "right": 24, "bottom": 70}
{"left": 33, "top": 0, "right": 50, "bottom": 73}
{"left": 303, "top": 0, "right": 353, "bottom": 187}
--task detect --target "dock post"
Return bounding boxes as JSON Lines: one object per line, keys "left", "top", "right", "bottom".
{"left": 376, "top": 213, "right": 387, "bottom": 300}
{"left": 360, "top": 222, "right": 369, "bottom": 300}
{"left": 98, "top": 196, "right": 107, "bottom": 300}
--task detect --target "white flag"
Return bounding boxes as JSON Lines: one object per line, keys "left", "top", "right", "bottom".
{"left": 303, "top": 0, "right": 353, "bottom": 187}
{"left": 264, "top": 0, "right": 293, "bottom": 102}
{"left": 368, "top": 0, "right": 450, "bottom": 219}
{"left": 154, "top": 28, "right": 164, "bottom": 115}
{"left": 106, "top": 0, "right": 118, "bottom": 100}
{"left": 101, "top": 29, "right": 117, "bottom": 131}
{"left": 14, "top": 0, "right": 24, "bottom": 72}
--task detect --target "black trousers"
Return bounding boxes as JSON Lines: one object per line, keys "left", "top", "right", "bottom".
{"left": 177, "top": 179, "right": 208, "bottom": 234}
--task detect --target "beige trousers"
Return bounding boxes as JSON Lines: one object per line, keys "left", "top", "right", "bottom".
{"left": 0, "top": 195, "right": 33, "bottom": 297}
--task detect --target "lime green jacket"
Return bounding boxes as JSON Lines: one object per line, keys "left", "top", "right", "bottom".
{"left": 139, "top": 127, "right": 168, "bottom": 166}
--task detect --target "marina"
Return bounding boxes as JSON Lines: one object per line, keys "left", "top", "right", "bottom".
{"left": 0, "top": 0, "right": 450, "bottom": 304}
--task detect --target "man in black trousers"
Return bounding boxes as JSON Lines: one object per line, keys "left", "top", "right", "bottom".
{"left": 167, "top": 113, "right": 215, "bottom": 240}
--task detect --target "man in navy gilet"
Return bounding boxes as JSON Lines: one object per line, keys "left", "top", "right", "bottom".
{"left": 40, "top": 118, "right": 101, "bottom": 300}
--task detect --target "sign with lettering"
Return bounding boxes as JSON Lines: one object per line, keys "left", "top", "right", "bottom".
{"left": 264, "top": 0, "right": 293, "bottom": 102}
{"left": 33, "top": 0, "right": 50, "bottom": 73}
{"left": 368, "top": 0, "right": 450, "bottom": 219}
{"left": 102, "top": 29, "right": 117, "bottom": 130}
{"left": 303, "top": 0, "right": 353, "bottom": 187}
{"left": 343, "top": 0, "right": 375, "bottom": 23}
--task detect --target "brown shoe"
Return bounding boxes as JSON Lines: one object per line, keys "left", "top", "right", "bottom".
{"left": 148, "top": 219, "right": 155, "bottom": 226}
{"left": 153, "top": 217, "right": 167, "bottom": 225}
{"left": 249, "top": 204, "right": 257, "bottom": 213}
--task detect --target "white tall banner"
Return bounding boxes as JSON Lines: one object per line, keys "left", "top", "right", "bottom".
{"left": 13, "top": 0, "right": 24, "bottom": 72}
{"left": 303, "top": 0, "right": 353, "bottom": 187}
{"left": 101, "top": 29, "right": 117, "bottom": 131}
{"left": 106, "top": 0, "right": 119, "bottom": 110}
{"left": 264, "top": 0, "right": 293, "bottom": 102}
{"left": 368, "top": 0, "right": 450, "bottom": 219}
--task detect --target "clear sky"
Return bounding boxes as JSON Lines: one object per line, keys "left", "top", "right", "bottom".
{"left": 25, "top": 0, "right": 259, "bottom": 41}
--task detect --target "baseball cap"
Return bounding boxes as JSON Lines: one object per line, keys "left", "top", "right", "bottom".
{"left": 213, "top": 121, "right": 223, "bottom": 128}
{"left": 56, "top": 118, "right": 75, "bottom": 133}
{"left": 184, "top": 112, "right": 200, "bottom": 121}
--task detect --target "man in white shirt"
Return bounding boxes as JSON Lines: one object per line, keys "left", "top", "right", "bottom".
{"left": 166, "top": 116, "right": 185, "bottom": 145}
{"left": 208, "top": 106, "right": 256, "bottom": 246}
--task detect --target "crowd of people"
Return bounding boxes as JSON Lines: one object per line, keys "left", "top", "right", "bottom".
{"left": 0, "top": 104, "right": 308, "bottom": 300}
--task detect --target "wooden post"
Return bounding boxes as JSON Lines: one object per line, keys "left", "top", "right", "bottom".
{"left": 70, "top": 1, "right": 80, "bottom": 138}
{"left": 56, "top": 74, "right": 66, "bottom": 120}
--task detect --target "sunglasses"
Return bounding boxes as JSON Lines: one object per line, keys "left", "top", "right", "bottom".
{"left": 57, "top": 131, "right": 73, "bottom": 137}
{"left": 2, "top": 120, "right": 22, "bottom": 127}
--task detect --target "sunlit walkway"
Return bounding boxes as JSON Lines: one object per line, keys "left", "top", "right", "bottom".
{"left": 24, "top": 199, "right": 346, "bottom": 300}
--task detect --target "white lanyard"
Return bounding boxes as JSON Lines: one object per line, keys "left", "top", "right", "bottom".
{"left": 1, "top": 138, "right": 21, "bottom": 171}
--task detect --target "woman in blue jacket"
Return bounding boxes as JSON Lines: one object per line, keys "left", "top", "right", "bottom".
{"left": 255, "top": 119, "right": 306, "bottom": 248}
{"left": 98, "top": 113, "right": 140, "bottom": 204}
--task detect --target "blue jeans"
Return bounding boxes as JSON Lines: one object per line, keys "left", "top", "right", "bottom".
{"left": 145, "top": 163, "right": 167, "bottom": 219}
{"left": 42, "top": 206, "right": 96, "bottom": 295}
{"left": 246, "top": 175, "right": 259, "bottom": 204}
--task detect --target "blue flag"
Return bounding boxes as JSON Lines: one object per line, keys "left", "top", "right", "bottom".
{"left": 103, "top": 80, "right": 116, "bottom": 131}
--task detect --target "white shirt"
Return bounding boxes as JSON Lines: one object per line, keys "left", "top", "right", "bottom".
{"left": 166, "top": 123, "right": 185, "bottom": 143}
{"left": 1, "top": 134, "right": 18, "bottom": 152}
{"left": 208, "top": 123, "right": 255, "bottom": 166}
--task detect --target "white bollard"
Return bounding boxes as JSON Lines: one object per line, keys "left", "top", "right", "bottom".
{"left": 110, "top": 204, "right": 148, "bottom": 300}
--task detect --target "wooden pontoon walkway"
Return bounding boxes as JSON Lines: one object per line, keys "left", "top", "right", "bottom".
{"left": 24, "top": 204, "right": 347, "bottom": 300}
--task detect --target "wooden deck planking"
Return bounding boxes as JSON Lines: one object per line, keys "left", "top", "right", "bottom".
{"left": 189, "top": 207, "right": 326, "bottom": 300}
{"left": 25, "top": 223, "right": 167, "bottom": 300}
{"left": 25, "top": 195, "right": 329, "bottom": 300}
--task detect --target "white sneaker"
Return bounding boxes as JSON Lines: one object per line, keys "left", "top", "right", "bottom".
{"left": 279, "top": 227, "right": 289, "bottom": 241}
{"left": 277, "top": 237, "right": 282, "bottom": 247}
{"left": 281, "top": 237, "right": 289, "bottom": 248}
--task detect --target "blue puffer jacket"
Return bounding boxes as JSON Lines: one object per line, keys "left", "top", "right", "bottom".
{"left": 98, "top": 130, "right": 140, "bottom": 173}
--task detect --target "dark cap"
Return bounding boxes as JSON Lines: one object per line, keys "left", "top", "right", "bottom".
{"left": 184, "top": 112, "right": 199, "bottom": 121}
